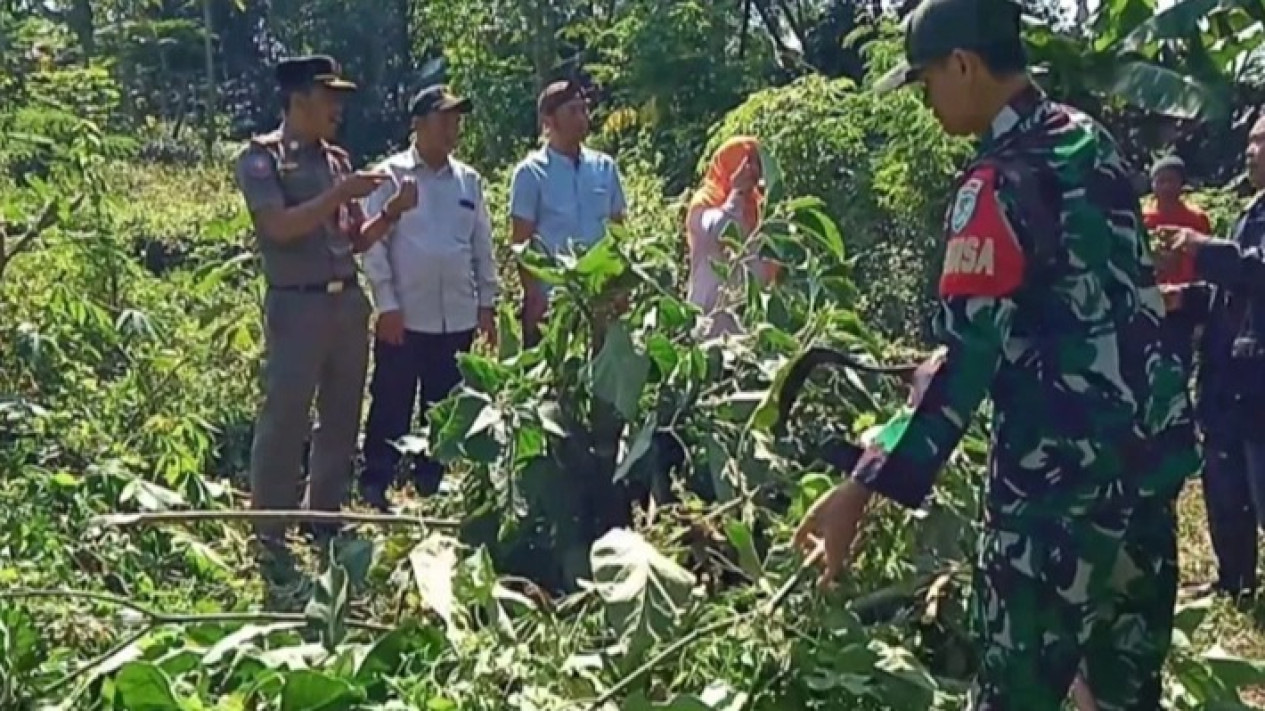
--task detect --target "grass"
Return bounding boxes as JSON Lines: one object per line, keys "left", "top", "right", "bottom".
{"left": 1177, "top": 480, "right": 1265, "bottom": 706}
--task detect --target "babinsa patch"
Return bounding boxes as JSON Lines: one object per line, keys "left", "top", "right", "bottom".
{"left": 938, "top": 166, "right": 1025, "bottom": 299}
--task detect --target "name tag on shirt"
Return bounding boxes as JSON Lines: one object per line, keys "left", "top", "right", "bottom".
{"left": 459, "top": 198, "right": 475, "bottom": 210}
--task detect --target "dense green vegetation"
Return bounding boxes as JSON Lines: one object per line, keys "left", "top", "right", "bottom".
{"left": 5, "top": 0, "right": 1265, "bottom": 708}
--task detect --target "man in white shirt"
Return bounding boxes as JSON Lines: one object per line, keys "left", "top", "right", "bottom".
{"left": 359, "top": 84, "right": 498, "bottom": 510}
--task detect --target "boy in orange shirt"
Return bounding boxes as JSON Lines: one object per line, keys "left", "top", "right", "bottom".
{"left": 1144, "top": 156, "right": 1212, "bottom": 285}
{"left": 1143, "top": 156, "right": 1211, "bottom": 378}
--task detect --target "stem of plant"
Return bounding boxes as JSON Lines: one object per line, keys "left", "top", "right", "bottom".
{"left": 5, "top": 587, "right": 392, "bottom": 699}
{"left": 87, "top": 508, "right": 461, "bottom": 530}
{"left": 1, "top": 587, "right": 393, "bottom": 631}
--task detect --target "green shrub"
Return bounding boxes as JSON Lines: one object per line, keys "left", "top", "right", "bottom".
{"left": 1187, "top": 186, "right": 1247, "bottom": 236}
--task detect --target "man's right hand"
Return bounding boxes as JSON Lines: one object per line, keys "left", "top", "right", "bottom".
{"left": 375, "top": 310, "right": 405, "bottom": 346}
{"left": 339, "top": 171, "right": 393, "bottom": 200}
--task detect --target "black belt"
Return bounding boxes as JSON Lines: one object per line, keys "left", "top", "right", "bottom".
{"left": 269, "top": 277, "right": 356, "bottom": 294}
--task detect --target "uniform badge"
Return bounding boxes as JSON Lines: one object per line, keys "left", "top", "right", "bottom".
{"left": 245, "top": 154, "right": 274, "bottom": 179}
{"left": 949, "top": 177, "right": 983, "bottom": 234}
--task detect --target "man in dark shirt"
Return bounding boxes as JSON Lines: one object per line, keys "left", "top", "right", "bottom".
{"left": 1159, "top": 114, "right": 1265, "bottom": 598}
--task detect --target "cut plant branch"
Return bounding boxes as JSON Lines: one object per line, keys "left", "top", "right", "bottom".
{"left": 584, "top": 550, "right": 960, "bottom": 711}
{"left": 583, "top": 546, "right": 824, "bottom": 711}
{"left": 0, "top": 587, "right": 393, "bottom": 632}
{"left": 1, "top": 587, "right": 392, "bottom": 698}
{"left": 87, "top": 508, "right": 462, "bottom": 531}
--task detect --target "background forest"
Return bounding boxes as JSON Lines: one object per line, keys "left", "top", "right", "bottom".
{"left": 4, "top": 0, "right": 1265, "bottom": 708}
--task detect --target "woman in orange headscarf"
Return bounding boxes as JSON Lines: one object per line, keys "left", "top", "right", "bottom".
{"left": 684, "top": 136, "right": 778, "bottom": 332}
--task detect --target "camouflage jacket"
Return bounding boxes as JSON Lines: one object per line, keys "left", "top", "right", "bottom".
{"left": 853, "top": 85, "right": 1199, "bottom": 524}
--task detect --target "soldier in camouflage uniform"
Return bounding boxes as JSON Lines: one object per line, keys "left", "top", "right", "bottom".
{"left": 233, "top": 55, "right": 395, "bottom": 577}
{"left": 792, "top": 0, "right": 1200, "bottom": 709}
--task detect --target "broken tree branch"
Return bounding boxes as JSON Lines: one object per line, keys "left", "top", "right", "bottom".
{"left": 87, "top": 508, "right": 462, "bottom": 531}
{"left": 0, "top": 587, "right": 393, "bottom": 633}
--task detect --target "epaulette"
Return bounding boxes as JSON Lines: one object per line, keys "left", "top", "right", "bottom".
{"left": 250, "top": 130, "right": 283, "bottom": 147}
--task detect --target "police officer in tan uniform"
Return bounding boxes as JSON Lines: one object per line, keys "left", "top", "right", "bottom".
{"left": 233, "top": 55, "right": 402, "bottom": 578}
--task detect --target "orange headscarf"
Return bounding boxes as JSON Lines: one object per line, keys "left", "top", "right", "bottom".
{"left": 689, "top": 136, "right": 763, "bottom": 229}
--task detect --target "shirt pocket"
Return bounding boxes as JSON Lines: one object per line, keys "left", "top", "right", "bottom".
{"left": 449, "top": 198, "right": 478, "bottom": 247}
{"left": 589, "top": 186, "right": 612, "bottom": 217}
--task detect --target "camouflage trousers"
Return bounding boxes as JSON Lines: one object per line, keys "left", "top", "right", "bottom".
{"left": 968, "top": 497, "right": 1178, "bottom": 711}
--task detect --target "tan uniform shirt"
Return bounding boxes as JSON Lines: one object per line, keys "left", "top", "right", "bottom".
{"left": 233, "top": 126, "right": 361, "bottom": 287}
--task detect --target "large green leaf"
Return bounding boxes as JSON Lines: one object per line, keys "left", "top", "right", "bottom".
{"left": 280, "top": 670, "right": 363, "bottom": 711}
{"left": 574, "top": 232, "right": 628, "bottom": 293}
{"left": 1102, "top": 59, "right": 1226, "bottom": 119}
{"left": 113, "top": 662, "right": 180, "bottom": 711}
{"left": 589, "top": 322, "right": 651, "bottom": 421}
{"left": 613, "top": 416, "right": 657, "bottom": 483}
{"left": 587, "top": 528, "right": 697, "bottom": 662}
{"left": 1124, "top": 0, "right": 1265, "bottom": 47}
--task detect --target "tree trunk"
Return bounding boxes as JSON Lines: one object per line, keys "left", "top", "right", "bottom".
{"left": 68, "top": 0, "right": 95, "bottom": 61}
{"left": 202, "top": 0, "right": 217, "bottom": 159}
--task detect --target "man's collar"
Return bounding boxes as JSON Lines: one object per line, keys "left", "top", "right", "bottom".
{"left": 279, "top": 121, "right": 319, "bottom": 151}
{"left": 406, "top": 145, "right": 453, "bottom": 174}
{"left": 981, "top": 82, "right": 1047, "bottom": 150}
{"left": 545, "top": 143, "right": 584, "bottom": 165}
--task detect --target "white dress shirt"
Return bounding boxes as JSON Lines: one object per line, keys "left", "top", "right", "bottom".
{"left": 361, "top": 149, "right": 498, "bottom": 334}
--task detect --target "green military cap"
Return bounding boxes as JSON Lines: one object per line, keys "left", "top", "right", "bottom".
{"left": 276, "top": 54, "right": 357, "bottom": 92}
{"left": 874, "top": 0, "right": 1026, "bottom": 94}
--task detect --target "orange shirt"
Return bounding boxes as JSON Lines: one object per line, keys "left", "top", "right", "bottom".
{"left": 1143, "top": 200, "right": 1212, "bottom": 285}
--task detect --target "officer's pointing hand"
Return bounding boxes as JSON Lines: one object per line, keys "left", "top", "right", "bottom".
{"left": 388, "top": 176, "right": 419, "bottom": 214}
{"left": 339, "top": 170, "right": 393, "bottom": 200}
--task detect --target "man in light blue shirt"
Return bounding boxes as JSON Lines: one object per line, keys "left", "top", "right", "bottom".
{"left": 358, "top": 84, "right": 498, "bottom": 510}
{"left": 509, "top": 80, "right": 627, "bottom": 345}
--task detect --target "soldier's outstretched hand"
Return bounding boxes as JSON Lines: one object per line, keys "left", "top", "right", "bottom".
{"left": 793, "top": 478, "right": 873, "bottom": 589}
{"left": 339, "top": 170, "right": 393, "bottom": 200}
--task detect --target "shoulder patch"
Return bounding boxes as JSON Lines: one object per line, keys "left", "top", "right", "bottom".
{"left": 949, "top": 177, "right": 982, "bottom": 233}
{"left": 242, "top": 151, "right": 275, "bottom": 179}
{"left": 938, "top": 165, "right": 1025, "bottom": 299}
